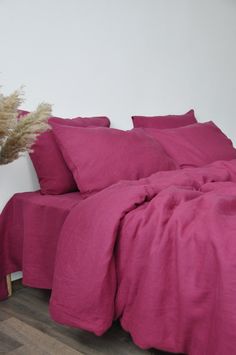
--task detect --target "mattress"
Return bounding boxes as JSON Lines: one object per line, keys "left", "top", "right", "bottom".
{"left": 0, "top": 190, "right": 91, "bottom": 290}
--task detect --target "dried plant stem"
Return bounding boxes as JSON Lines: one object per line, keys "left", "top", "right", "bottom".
{"left": 0, "top": 89, "right": 24, "bottom": 144}
{"left": 0, "top": 88, "right": 52, "bottom": 165}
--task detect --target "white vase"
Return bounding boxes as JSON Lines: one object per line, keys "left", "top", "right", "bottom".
{"left": 0, "top": 154, "right": 39, "bottom": 212}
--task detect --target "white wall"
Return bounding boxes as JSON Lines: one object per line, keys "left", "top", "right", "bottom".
{"left": 0, "top": 0, "right": 236, "bottom": 211}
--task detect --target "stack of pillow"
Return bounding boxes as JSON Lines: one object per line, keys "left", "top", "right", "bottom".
{"left": 19, "top": 109, "right": 236, "bottom": 195}
{"left": 131, "top": 110, "right": 236, "bottom": 168}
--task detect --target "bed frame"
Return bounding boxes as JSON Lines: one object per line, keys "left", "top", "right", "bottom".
{"left": 6, "top": 274, "right": 12, "bottom": 297}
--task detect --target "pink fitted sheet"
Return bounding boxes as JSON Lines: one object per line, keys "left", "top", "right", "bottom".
{"left": 0, "top": 191, "right": 90, "bottom": 293}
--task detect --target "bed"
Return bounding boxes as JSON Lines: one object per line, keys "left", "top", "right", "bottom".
{"left": 1, "top": 111, "right": 236, "bottom": 355}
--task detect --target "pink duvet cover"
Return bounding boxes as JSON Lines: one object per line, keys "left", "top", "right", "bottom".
{"left": 49, "top": 159, "right": 236, "bottom": 355}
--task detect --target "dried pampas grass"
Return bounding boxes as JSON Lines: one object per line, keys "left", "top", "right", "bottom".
{"left": 0, "top": 90, "right": 23, "bottom": 144}
{"left": 0, "top": 89, "right": 52, "bottom": 165}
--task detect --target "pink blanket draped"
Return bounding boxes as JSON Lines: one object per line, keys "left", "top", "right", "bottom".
{"left": 49, "top": 159, "right": 236, "bottom": 355}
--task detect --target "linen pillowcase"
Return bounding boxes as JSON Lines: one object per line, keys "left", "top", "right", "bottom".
{"left": 133, "top": 121, "right": 236, "bottom": 168}
{"left": 52, "top": 125, "right": 179, "bottom": 193}
{"left": 18, "top": 111, "right": 110, "bottom": 194}
{"left": 132, "top": 109, "right": 197, "bottom": 129}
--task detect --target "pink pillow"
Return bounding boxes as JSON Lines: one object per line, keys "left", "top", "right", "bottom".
{"left": 134, "top": 122, "right": 236, "bottom": 167}
{"left": 18, "top": 111, "right": 110, "bottom": 194}
{"left": 132, "top": 109, "right": 197, "bottom": 129}
{"left": 52, "top": 125, "right": 179, "bottom": 193}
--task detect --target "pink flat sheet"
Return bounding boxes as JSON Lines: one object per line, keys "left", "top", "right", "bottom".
{"left": 49, "top": 159, "right": 236, "bottom": 355}
{"left": 0, "top": 191, "right": 91, "bottom": 300}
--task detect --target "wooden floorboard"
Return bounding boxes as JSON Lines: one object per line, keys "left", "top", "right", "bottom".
{"left": 0, "top": 328, "right": 22, "bottom": 353}
{"left": 0, "top": 283, "right": 183, "bottom": 355}
{"left": 0, "top": 318, "right": 82, "bottom": 354}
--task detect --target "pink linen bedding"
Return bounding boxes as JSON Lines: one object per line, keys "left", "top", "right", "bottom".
{"left": 18, "top": 110, "right": 110, "bottom": 195}
{"left": 133, "top": 122, "right": 236, "bottom": 168}
{"left": 49, "top": 159, "right": 236, "bottom": 355}
{"left": 30, "top": 116, "right": 110, "bottom": 195}
{"left": 52, "top": 125, "right": 178, "bottom": 193}
{"left": 132, "top": 109, "right": 197, "bottom": 129}
{"left": 0, "top": 191, "right": 91, "bottom": 300}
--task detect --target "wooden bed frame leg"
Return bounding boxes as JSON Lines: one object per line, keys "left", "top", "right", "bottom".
{"left": 6, "top": 274, "right": 12, "bottom": 297}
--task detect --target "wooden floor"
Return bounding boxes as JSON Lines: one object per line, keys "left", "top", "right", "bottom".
{"left": 0, "top": 282, "right": 183, "bottom": 355}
